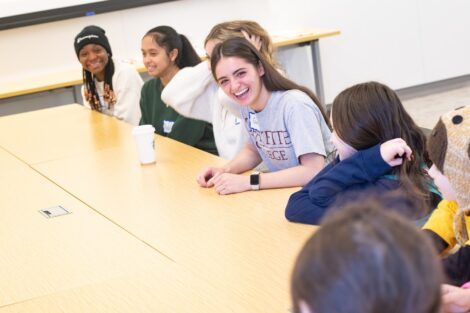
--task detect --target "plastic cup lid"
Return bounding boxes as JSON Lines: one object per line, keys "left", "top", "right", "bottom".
{"left": 132, "top": 124, "right": 155, "bottom": 135}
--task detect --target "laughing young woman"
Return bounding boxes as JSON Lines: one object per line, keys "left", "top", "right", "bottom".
{"left": 162, "top": 20, "right": 278, "bottom": 160}
{"left": 196, "top": 37, "right": 332, "bottom": 195}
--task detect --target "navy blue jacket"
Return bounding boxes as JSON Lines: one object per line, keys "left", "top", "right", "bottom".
{"left": 285, "top": 144, "right": 399, "bottom": 225}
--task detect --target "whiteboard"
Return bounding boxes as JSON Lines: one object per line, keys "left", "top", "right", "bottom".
{"left": 0, "top": 0, "right": 104, "bottom": 18}
{"left": 0, "top": 0, "right": 176, "bottom": 30}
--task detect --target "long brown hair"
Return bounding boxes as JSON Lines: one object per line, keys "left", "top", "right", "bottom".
{"left": 331, "top": 81, "right": 438, "bottom": 215}
{"left": 210, "top": 37, "right": 330, "bottom": 128}
{"left": 204, "top": 20, "right": 279, "bottom": 68}
{"left": 291, "top": 200, "right": 443, "bottom": 313}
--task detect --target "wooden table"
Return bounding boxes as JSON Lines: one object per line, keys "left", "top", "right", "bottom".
{"left": 0, "top": 147, "right": 226, "bottom": 310}
{"left": 33, "top": 144, "right": 315, "bottom": 311}
{"left": 0, "top": 28, "right": 339, "bottom": 104}
{"left": 0, "top": 105, "right": 317, "bottom": 312}
{"left": 0, "top": 104, "right": 134, "bottom": 164}
{"left": 0, "top": 266, "right": 241, "bottom": 313}
{"left": 272, "top": 28, "right": 340, "bottom": 103}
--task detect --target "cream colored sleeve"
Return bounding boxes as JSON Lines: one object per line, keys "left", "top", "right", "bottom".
{"left": 161, "top": 61, "right": 215, "bottom": 124}
{"left": 112, "top": 63, "right": 143, "bottom": 126}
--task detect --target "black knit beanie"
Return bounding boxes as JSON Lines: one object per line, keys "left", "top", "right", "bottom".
{"left": 74, "top": 25, "right": 112, "bottom": 58}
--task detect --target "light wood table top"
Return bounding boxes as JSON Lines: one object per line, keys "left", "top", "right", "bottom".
{"left": 0, "top": 28, "right": 339, "bottom": 99}
{"left": 0, "top": 68, "right": 84, "bottom": 100}
{"left": 0, "top": 147, "right": 217, "bottom": 308}
{"left": 272, "top": 28, "right": 340, "bottom": 46}
{"left": 0, "top": 265, "right": 242, "bottom": 313}
{"left": 29, "top": 110, "right": 317, "bottom": 312}
{"left": 0, "top": 104, "right": 134, "bottom": 165}
{"left": 0, "top": 105, "right": 318, "bottom": 311}
{"left": 34, "top": 145, "right": 316, "bottom": 312}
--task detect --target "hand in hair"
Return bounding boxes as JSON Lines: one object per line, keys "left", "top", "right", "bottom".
{"left": 196, "top": 166, "right": 227, "bottom": 187}
{"left": 241, "top": 30, "right": 262, "bottom": 51}
{"left": 442, "top": 284, "right": 470, "bottom": 312}
{"left": 380, "top": 138, "right": 412, "bottom": 167}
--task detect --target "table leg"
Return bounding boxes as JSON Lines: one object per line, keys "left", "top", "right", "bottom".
{"left": 310, "top": 39, "right": 325, "bottom": 105}
{"left": 73, "top": 85, "right": 81, "bottom": 104}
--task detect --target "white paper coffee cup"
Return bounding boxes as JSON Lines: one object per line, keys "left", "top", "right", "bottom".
{"left": 132, "top": 125, "right": 156, "bottom": 164}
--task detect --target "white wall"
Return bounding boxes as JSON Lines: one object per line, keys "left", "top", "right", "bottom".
{"left": 1, "top": 0, "right": 470, "bottom": 103}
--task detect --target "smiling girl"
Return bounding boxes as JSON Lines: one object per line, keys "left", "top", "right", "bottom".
{"left": 74, "top": 25, "right": 142, "bottom": 125}
{"left": 196, "top": 37, "right": 332, "bottom": 195}
{"left": 140, "top": 26, "right": 217, "bottom": 154}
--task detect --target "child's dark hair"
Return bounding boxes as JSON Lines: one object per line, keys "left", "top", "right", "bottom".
{"left": 331, "top": 81, "right": 439, "bottom": 216}
{"left": 210, "top": 37, "right": 330, "bottom": 128}
{"left": 291, "top": 199, "right": 443, "bottom": 313}
{"left": 144, "top": 25, "right": 201, "bottom": 69}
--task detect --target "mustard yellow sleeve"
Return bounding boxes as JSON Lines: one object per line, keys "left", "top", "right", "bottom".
{"left": 422, "top": 200, "right": 459, "bottom": 249}
{"left": 465, "top": 215, "right": 470, "bottom": 246}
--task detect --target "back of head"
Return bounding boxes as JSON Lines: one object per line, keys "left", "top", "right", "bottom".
{"left": 204, "top": 20, "right": 277, "bottom": 68}
{"left": 210, "top": 37, "right": 330, "bottom": 127}
{"left": 331, "top": 81, "right": 425, "bottom": 152}
{"left": 291, "top": 200, "right": 443, "bottom": 313}
{"left": 144, "top": 25, "right": 200, "bottom": 69}
{"left": 428, "top": 105, "right": 470, "bottom": 243}
{"left": 331, "top": 81, "right": 436, "bottom": 216}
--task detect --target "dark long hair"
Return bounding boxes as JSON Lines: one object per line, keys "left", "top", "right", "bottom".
{"left": 331, "top": 81, "right": 439, "bottom": 215}
{"left": 83, "top": 57, "right": 115, "bottom": 111}
{"left": 144, "top": 25, "right": 200, "bottom": 69}
{"left": 291, "top": 200, "right": 443, "bottom": 313}
{"left": 210, "top": 37, "right": 330, "bottom": 128}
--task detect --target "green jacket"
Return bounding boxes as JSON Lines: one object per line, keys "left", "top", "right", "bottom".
{"left": 139, "top": 78, "right": 217, "bottom": 155}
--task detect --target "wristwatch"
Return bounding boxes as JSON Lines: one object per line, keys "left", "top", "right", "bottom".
{"left": 250, "top": 171, "right": 260, "bottom": 191}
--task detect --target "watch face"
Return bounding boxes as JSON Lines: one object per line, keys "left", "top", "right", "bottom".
{"left": 250, "top": 173, "right": 260, "bottom": 186}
